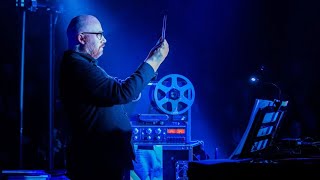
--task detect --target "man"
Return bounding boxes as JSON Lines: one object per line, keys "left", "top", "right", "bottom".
{"left": 59, "top": 14, "right": 169, "bottom": 180}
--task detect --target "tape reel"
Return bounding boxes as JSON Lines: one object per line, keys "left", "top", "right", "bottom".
{"left": 153, "top": 74, "right": 195, "bottom": 115}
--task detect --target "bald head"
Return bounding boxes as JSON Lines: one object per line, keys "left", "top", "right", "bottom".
{"left": 66, "top": 15, "right": 103, "bottom": 49}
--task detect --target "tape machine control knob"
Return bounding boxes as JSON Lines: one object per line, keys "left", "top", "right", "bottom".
{"left": 155, "top": 128, "right": 161, "bottom": 134}
{"left": 146, "top": 128, "right": 152, "bottom": 134}
{"left": 133, "top": 128, "right": 139, "bottom": 134}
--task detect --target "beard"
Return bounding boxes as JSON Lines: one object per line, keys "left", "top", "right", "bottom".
{"left": 89, "top": 45, "right": 104, "bottom": 59}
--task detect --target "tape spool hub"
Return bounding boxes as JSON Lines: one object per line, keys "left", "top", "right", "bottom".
{"left": 153, "top": 74, "right": 195, "bottom": 115}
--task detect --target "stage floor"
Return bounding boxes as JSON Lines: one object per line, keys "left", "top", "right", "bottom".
{"left": 188, "top": 157, "right": 320, "bottom": 179}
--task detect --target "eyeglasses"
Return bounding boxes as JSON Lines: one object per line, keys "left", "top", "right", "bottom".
{"left": 81, "top": 32, "right": 104, "bottom": 40}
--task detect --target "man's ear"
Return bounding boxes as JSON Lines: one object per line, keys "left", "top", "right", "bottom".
{"left": 78, "top": 34, "right": 86, "bottom": 45}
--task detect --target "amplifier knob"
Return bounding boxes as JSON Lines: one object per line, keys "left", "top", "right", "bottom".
{"left": 147, "top": 136, "right": 152, "bottom": 140}
{"left": 156, "top": 136, "right": 161, "bottom": 140}
{"left": 133, "top": 136, "right": 138, "bottom": 140}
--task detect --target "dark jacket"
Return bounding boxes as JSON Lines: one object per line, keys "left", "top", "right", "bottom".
{"left": 59, "top": 50, "right": 156, "bottom": 171}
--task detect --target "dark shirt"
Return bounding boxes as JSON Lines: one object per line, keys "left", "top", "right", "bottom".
{"left": 59, "top": 50, "right": 156, "bottom": 171}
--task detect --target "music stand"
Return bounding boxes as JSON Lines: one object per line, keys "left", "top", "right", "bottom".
{"left": 229, "top": 99, "right": 289, "bottom": 160}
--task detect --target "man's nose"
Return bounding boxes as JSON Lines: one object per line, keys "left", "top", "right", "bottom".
{"left": 102, "top": 35, "right": 107, "bottom": 43}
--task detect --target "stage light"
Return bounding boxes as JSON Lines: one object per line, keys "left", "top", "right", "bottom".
{"left": 249, "top": 76, "right": 259, "bottom": 83}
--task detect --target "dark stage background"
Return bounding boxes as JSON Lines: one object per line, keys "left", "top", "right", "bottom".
{"left": 0, "top": 0, "right": 320, "bottom": 170}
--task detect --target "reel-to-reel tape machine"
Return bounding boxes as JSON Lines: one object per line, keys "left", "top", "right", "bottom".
{"left": 125, "top": 74, "right": 195, "bottom": 144}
